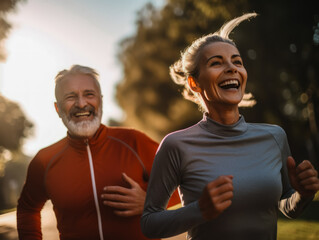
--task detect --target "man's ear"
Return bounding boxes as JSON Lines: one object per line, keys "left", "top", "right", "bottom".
{"left": 188, "top": 76, "right": 202, "bottom": 93}
{"left": 54, "top": 102, "right": 61, "bottom": 118}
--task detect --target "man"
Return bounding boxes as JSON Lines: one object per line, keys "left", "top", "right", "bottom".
{"left": 17, "top": 65, "right": 180, "bottom": 240}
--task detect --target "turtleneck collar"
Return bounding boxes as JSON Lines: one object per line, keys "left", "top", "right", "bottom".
{"left": 67, "top": 124, "right": 108, "bottom": 149}
{"left": 199, "top": 113, "right": 248, "bottom": 137}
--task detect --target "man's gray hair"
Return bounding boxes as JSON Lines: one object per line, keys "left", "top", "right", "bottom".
{"left": 55, "top": 65, "right": 101, "bottom": 100}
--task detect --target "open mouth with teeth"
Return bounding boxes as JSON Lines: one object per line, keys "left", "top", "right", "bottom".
{"left": 69, "top": 106, "right": 96, "bottom": 121}
{"left": 219, "top": 80, "right": 240, "bottom": 89}
{"left": 74, "top": 111, "right": 92, "bottom": 117}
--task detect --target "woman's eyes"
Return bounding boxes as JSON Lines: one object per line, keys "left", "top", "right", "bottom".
{"left": 233, "top": 60, "right": 243, "bottom": 65}
{"left": 210, "top": 61, "right": 221, "bottom": 66}
{"left": 210, "top": 60, "right": 243, "bottom": 66}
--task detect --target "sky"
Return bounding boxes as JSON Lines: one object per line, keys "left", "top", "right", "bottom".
{"left": 0, "top": 0, "right": 164, "bottom": 156}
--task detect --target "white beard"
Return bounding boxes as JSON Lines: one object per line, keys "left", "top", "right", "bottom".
{"left": 60, "top": 105, "right": 102, "bottom": 138}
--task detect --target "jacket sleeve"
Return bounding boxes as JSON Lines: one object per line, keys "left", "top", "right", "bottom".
{"left": 277, "top": 129, "right": 313, "bottom": 218}
{"left": 141, "top": 136, "right": 204, "bottom": 238}
{"left": 279, "top": 154, "right": 313, "bottom": 218}
{"left": 17, "top": 153, "right": 48, "bottom": 240}
{"left": 134, "top": 130, "right": 181, "bottom": 208}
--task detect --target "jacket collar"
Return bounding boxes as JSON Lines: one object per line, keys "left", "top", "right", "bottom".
{"left": 67, "top": 124, "right": 108, "bottom": 149}
{"left": 199, "top": 113, "right": 248, "bottom": 137}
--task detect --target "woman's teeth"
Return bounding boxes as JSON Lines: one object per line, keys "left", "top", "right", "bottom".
{"left": 219, "top": 80, "right": 240, "bottom": 89}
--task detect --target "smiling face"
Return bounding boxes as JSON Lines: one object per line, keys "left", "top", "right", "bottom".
{"left": 194, "top": 41, "right": 247, "bottom": 113}
{"left": 55, "top": 73, "right": 102, "bottom": 138}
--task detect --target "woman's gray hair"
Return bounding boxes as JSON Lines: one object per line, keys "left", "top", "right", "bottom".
{"left": 169, "top": 13, "right": 257, "bottom": 110}
{"left": 54, "top": 65, "right": 101, "bottom": 100}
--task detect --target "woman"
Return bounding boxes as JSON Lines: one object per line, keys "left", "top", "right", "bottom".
{"left": 141, "top": 13, "right": 319, "bottom": 240}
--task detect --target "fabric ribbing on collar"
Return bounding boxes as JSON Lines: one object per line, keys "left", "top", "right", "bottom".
{"left": 199, "top": 113, "right": 248, "bottom": 137}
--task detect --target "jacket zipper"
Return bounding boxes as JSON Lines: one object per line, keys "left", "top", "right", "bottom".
{"left": 86, "top": 140, "right": 104, "bottom": 240}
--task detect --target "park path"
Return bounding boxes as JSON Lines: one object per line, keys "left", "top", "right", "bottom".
{"left": 0, "top": 201, "right": 186, "bottom": 240}
{"left": 0, "top": 201, "right": 59, "bottom": 240}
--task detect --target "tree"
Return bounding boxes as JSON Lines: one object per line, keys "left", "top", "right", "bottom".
{"left": 0, "top": 95, "right": 33, "bottom": 151}
{"left": 0, "top": 0, "right": 31, "bottom": 210}
{"left": 116, "top": 0, "right": 319, "bottom": 164}
{"left": 239, "top": 0, "right": 319, "bottom": 165}
{"left": 0, "top": 0, "right": 26, "bottom": 61}
{"left": 0, "top": 0, "right": 30, "bottom": 151}
{"left": 116, "top": 0, "right": 249, "bottom": 141}
{"left": 0, "top": 95, "right": 33, "bottom": 210}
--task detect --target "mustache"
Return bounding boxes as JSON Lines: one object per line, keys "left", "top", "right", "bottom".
{"left": 69, "top": 106, "right": 95, "bottom": 116}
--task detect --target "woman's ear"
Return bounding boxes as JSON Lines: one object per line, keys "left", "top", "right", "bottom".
{"left": 188, "top": 76, "right": 202, "bottom": 93}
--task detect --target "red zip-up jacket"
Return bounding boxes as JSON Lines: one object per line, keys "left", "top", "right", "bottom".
{"left": 17, "top": 124, "right": 180, "bottom": 240}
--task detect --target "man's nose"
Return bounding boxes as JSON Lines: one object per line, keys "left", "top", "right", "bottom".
{"left": 75, "top": 96, "right": 87, "bottom": 108}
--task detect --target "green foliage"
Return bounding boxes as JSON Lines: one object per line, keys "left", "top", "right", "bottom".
{"left": 0, "top": 0, "right": 30, "bottom": 150}
{"left": 0, "top": 0, "right": 26, "bottom": 61}
{"left": 0, "top": 0, "right": 29, "bottom": 212}
{"left": 116, "top": 0, "right": 250, "bottom": 141}
{"left": 0, "top": 95, "right": 33, "bottom": 210}
{"left": 0, "top": 96, "right": 31, "bottom": 210}
{"left": 0, "top": 152, "right": 30, "bottom": 210}
{"left": 116, "top": 0, "right": 319, "bottom": 164}
{"left": 0, "top": 95, "right": 33, "bottom": 151}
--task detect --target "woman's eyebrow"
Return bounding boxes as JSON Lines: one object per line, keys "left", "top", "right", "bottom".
{"left": 206, "top": 55, "right": 222, "bottom": 63}
{"left": 231, "top": 54, "right": 241, "bottom": 59}
{"left": 206, "top": 54, "right": 241, "bottom": 63}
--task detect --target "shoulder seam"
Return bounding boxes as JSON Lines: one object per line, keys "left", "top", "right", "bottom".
{"left": 249, "top": 124, "right": 284, "bottom": 159}
{"left": 107, "top": 136, "right": 148, "bottom": 181}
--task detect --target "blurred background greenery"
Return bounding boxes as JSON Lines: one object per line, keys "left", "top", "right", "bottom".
{"left": 0, "top": 0, "right": 318, "bottom": 239}
{"left": 0, "top": 0, "right": 31, "bottom": 213}
{"left": 115, "top": 0, "right": 319, "bottom": 167}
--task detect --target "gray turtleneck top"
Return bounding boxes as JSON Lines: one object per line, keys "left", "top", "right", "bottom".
{"left": 141, "top": 115, "right": 312, "bottom": 240}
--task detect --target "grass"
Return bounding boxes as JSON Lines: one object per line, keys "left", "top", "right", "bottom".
{"left": 277, "top": 192, "right": 319, "bottom": 240}
{"left": 278, "top": 219, "right": 319, "bottom": 240}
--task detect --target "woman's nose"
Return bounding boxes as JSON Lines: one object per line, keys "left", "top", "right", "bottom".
{"left": 224, "top": 62, "right": 237, "bottom": 73}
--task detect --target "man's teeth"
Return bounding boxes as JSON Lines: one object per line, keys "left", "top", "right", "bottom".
{"left": 75, "top": 112, "right": 91, "bottom": 117}
{"left": 219, "top": 80, "right": 240, "bottom": 89}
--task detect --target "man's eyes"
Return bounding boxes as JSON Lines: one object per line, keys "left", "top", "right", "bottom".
{"left": 66, "top": 95, "right": 75, "bottom": 100}
{"left": 66, "top": 93, "right": 95, "bottom": 98}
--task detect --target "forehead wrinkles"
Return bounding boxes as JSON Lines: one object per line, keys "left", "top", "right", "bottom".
{"left": 55, "top": 75, "right": 100, "bottom": 101}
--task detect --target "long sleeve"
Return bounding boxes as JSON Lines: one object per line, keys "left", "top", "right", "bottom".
{"left": 278, "top": 151, "right": 313, "bottom": 218}
{"left": 17, "top": 155, "right": 48, "bottom": 240}
{"left": 133, "top": 130, "right": 181, "bottom": 208}
{"left": 277, "top": 131, "right": 313, "bottom": 218}
{"left": 279, "top": 191, "right": 313, "bottom": 219}
{"left": 141, "top": 136, "right": 204, "bottom": 238}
